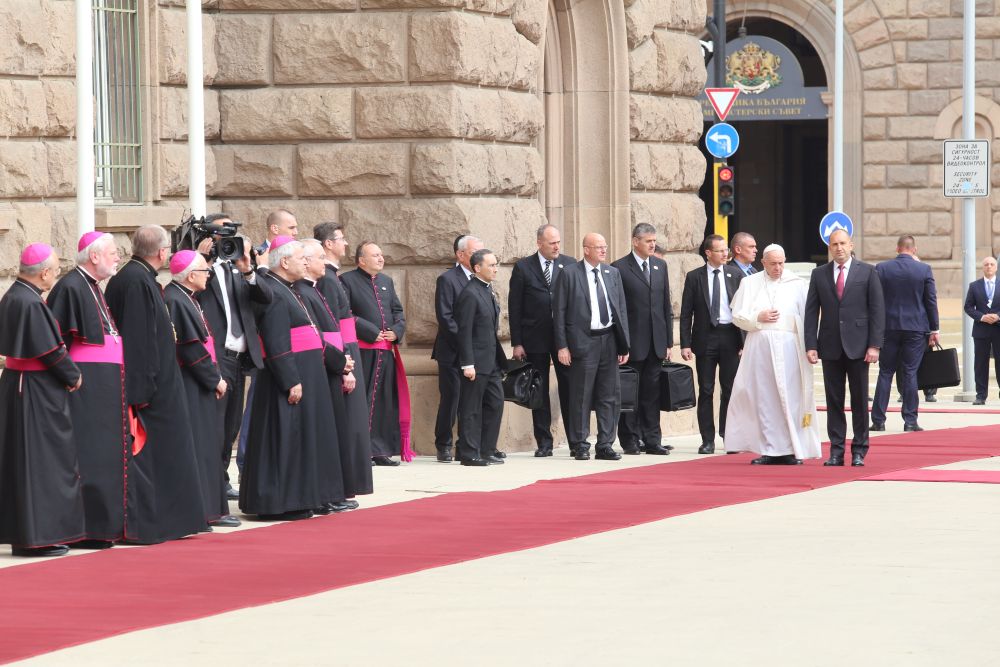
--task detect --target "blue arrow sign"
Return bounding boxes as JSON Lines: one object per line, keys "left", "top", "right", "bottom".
{"left": 705, "top": 123, "right": 739, "bottom": 159}
{"left": 819, "top": 211, "right": 854, "bottom": 246}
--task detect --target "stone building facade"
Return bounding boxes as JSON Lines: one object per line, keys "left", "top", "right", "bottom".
{"left": 2, "top": 0, "right": 999, "bottom": 448}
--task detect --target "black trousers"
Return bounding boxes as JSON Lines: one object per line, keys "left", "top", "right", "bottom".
{"left": 566, "top": 332, "right": 620, "bottom": 451}
{"left": 456, "top": 369, "right": 504, "bottom": 462}
{"left": 873, "top": 330, "right": 926, "bottom": 426}
{"left": 973, "top": 335, "right": 1000, "bottom": 399}
{"left": 525, "top": 351, "right": 572, "bottom": 452}
{"left": 694, "top": 324, "right": 741, "bottom": 444}
{"left": 822, "top": 355, "right": 870, "bottom": 459}
{"left": 433, "top": 362, "right": 462, "bottom": 453}
{"left": 617, "top": 352, "right": 662, "bottom": 449}
{"left": 218, "top": 353, "right": 247, "bottom": 484}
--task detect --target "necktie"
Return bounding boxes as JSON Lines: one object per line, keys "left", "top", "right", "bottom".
{"left": 592, "top": 268, "right": 610, "bottom": 326}
{"left": 223, "top": 263, "right": 245, "bottom": 338}
{"left": 641, "top": 260, "right": 650, "bottom": 284}
{"left": 746, "top": 266, "right": 755, "bottom": 276}
{"left": 988, "top": 280, "right": 994, "bottom": 305}
{"left": 711, "top": 269, "right": 721, "bottom": 326}
{"left": 543, "top": 260, "right": 551, "bottom": 286}
{"left": 836, "top": 263, "right": 846, "bottom": 301}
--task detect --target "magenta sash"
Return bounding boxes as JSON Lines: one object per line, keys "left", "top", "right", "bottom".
{"left": 357, "top": 340, "right": 413, "bottom": 462}
{"left": 322, "top": 331, "right": 344, "bottom": 351}
{"left": 339, "top": 318, "right": 358, "bottom": 345}
{"left": 204, "top": 335, "right": 217, "bottom": 363}
{"left": 260, "top": 325, "right": 323, "bottom": 359}
{"left": 3, "top": 357, "right": 46, "bottom": 372}
{"left": 69, "top": 336, "right": 124, "bottom": 365}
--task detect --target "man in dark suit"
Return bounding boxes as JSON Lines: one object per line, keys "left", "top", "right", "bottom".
{"left": 612, "top": 223, "right": 672, "bottom": 455}
{"left": 509, "top": 224, "right": 576, "bottom": 456}
{"left": 727, "top": 232, "right": 759, "bottom": 277}
{"left": 196, "top": 213, "right": 271, "bottom": 504}
{"left": 680, "top": 234, "right": 743, "bottom": 454}
{"left": 963, "top": 256, "right": 1000, "bottom": 404}
{"left": 805, "top": 229, "right": 885, "bottom": 467}
{"left": 431, "top": 235, "right": 484, "bottom": 462}
{"left": 553, "top": 233, "right": 630, "bottom": 461}
{"left": 455, "top": 249, "right": 507, "bottom": 466}
{"left": 872, "top": 234, "right": 940, "bottom": 432}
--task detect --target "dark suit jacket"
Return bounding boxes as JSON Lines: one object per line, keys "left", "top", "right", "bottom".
{"left": 679, "top": 264, "right": 743, "bottom": 355}
{"left": 804, "top": 260, "right": 885, "bottom": 360}
{"left": 611, "top": 253, "right": 673, "bottom": 360}
{"left": 431, "top": 264, "right": 470, "bottom": 365}
{"left": 875, "top": 254, "right": 939, "bottom": 332}
{"left": 197, "top": 260, "right": 272, "bottom": 368}
{"left": 726, "top": 259, "right": 759, "bottom": 277}
{"left": 508, "top": 252, "right": 576, "bottom": 353}
{"left": 455, "top": 278, "right": 506, "bottom": 374}
{"left": 963, "top": 278, "right": 1000, "bottom": 338}
{"left": 552, "top": 260, "right": 630, "bottom": 356}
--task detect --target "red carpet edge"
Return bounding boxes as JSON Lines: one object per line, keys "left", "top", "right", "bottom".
{"left": 2, "top": 424, "right": 999, "bottom": 664}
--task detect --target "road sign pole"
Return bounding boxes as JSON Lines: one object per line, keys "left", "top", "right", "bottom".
{"left": 833, "top": 0, "right": 844, "bottom": 214}
{"left": 712, "top": 0, "right": 727, "bottom": 238}
{"left": 959, "top": 0, "right": 977, "bottom": 398}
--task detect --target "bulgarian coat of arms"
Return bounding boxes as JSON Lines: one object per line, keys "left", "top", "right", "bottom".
{"left": 726, "top": 41, "right": 782, "bottom": 94}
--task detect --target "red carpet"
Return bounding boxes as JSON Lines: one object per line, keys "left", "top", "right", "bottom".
{"left": 862, "top": 468, "right": 1000, "bottom": 484}
{"left": 2, "top": 425, "right": 999, "bottom": 664}
{"left": 817, "top": 405, "right": 1000, "bottom": 414}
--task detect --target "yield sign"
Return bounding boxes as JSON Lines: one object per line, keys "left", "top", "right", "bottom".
{"left": 705, "top": 87, "right": 740, "bottom": 122}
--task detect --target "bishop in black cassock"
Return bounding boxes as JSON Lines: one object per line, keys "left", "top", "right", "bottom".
{"left": 46, "top": 232, "right": 130, "bottom": 547}
{"left": 104, "top": 225, "right": 208, "bottom": 544}
{"left": 165, "top": 250, "right": 233, "bottom": 526}
{"left": 241, "top": 237, "right": 346, "bottom": 520}
{"left": 0, "top": 244, "right": 86, "bottom": 557}
{"left": 340, "top": 242, "right": 411, "bottom": 464}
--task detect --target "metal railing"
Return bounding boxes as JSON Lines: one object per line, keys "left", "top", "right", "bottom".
{"left": 93, "top": 0, "right": 143, "bottom": 204}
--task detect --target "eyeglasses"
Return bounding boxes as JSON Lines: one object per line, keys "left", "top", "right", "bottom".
{"left": 332, "top": 236, "right": 346, "bottom": 243}
{"left": 188, "top": 269, "right": 213, "bottom": 274}
{"left": 584, "top": 245, "right": 608, "bottom": 251}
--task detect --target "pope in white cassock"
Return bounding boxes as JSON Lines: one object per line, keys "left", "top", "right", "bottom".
{"left": 725, "top": 244, "right": 822, "bottom": 464}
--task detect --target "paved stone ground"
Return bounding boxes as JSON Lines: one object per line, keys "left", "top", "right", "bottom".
{"left": 7, "top": 405, "right": 1000, "bottom": 666}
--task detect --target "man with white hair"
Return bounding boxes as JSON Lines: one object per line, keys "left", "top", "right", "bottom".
{"left": 240, "top": 237, "right": 343, "bottom": 520}
{"left": 726, "top": 244, "right": 821, "bottom": 464}
{"left": 47, "top": 232, "right": 130, "bottom": 547}
{"left": 105, "top": 225, "right": 208, "bottom": 543}
{"left": 0, "top": 243, "right": 86, "bottom": 557}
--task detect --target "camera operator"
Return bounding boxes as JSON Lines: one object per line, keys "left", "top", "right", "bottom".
{"left": 195, "top": 213, "right": 271, "bottom": 500}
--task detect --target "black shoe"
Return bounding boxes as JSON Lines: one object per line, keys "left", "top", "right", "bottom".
{"left": 226, "top": 485, "right": 239, "bottom": 500}
{"left": 574, "top": 450, "right": 591, "bottom": 460}
{"left": 492, "top": 450, "right": 506, "bottom": 459}
{"left": 328, "top": 501, "right": 354, "bottom": 512}
{"left": 851, "top": 454, "right": 865, "bottom": 467}
{"left": 664, "top": 444, "right": 674, "bottom": 451}
{"left": 373, "top": 456, "right": 400, "bottom": 466}
{"left": 925, "top": 394, "right": 937, "bottom": 402}
{"left": 344, "top": 499, "right": 360, "bottom": 510}
{"left": 12, "top": 545, "right": 70, "bottom": 557}
{"left": 209, "top": 514, "right": 242, "bottom": 527}
{"left": 870, "top": 422, "right": 885, "bottom": 431}
{"left": 823, "top": 457, "right": 844, "bottom": 467}
{"left": 460, "top": 458, "right": 489, "bottom": 466}
{"left": 622, "top": 446, "right": 642, "bottom": 455}
{"left": 750, "top": 455, "right": 772, "bottom": 465}
{"left": 257, "top": 510, "right": 313, "bottom": 521}
{"left": 313, "top": 505, "right": 334, "bottom": 515}
{"left": 436, "top": 451, "right": 454, "bottom": 463}
{"left": 903, "top": 423, "right": 924, "bottom": 432}
{"left": 973, "top": 398, "right": 986, "bottom": 405}
{"left": 485, "top": 454, "right": 505, "bottom": 465}
{"left": 697, "top": 443, "right": 715, "bottom": 454}
{"left": 595, "top": 448, "right": 621, "bottom": 461}
{"left": 534, "top": 448, "right": 553, "bottom": 457}
{"left": 643, "top": 445, "right": 670, "bottom": 455}
{"left": 68, "top": 539, "right": 114, "bottom": 550}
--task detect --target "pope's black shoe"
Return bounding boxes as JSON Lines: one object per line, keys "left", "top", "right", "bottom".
{"left": 12, "top": 545, "right": 70, "bottom": 557}
{"left": 373, "top": 456, "right": 400, "bottom": 466}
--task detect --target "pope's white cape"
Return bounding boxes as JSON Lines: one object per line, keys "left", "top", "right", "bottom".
{"left": 724, "top": 271, "right": 822, "bottom": 459}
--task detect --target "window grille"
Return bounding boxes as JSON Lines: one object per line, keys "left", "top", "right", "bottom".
{"left": 93, "top": 0, "right": 143, "bottom": 204}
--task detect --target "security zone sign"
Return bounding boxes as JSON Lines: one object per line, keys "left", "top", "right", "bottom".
{"left": 943, "top": 140, "right": 991, "bottom": 198}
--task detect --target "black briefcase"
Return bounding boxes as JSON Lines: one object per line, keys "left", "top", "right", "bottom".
{"left": 502, "top": 359, "right": 545, "bottom": 410}
{"left": 619, "top": 365, "right": 639, "bottom": 413}
{"left": 917, "top": 345, "right": 960, "bottom": 390}
{"left": 659, "top": 361, "right": 696, "bottom": 411}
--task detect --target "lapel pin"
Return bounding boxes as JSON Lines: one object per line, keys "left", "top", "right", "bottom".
{"left": 726, "top": 273, "right": 732, "bottom": 278}
{"left": 558, "top": 264, "right": 563, "bottom": 269}
{"left": 653, "top": 266, "right": 659, "bottom": 271}
{"left": 604, "top": 269, "right": 610, "bottom": 274}
{"left": 381, "top": 286, "right": 387, "bottom": 291}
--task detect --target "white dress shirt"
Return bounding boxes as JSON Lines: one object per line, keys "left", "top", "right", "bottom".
{"left": 632, "top": 251, "right": 651, "bottom": 274}
{"left": 584, "top": 260, "right": 614, "bottom": 330}
{"left": 833, "top": 256, "right": 853, "bottom": 286}
{"left": 706, "top": 263, "right": 733, "bottom": 324}
{"left": 985, "top": 277, "right": 996, "bottom": 308}
{"left": 214, "top": 259, "right": 251, "bottom": 353}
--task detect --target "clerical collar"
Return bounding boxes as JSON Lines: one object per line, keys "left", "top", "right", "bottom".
{"left": 325, "top": 260, "right": 341, "bottom": 272}
{"left": 299, "top": 278, "right": 317, "bottom": 287}
{"left": 357, "top": 267, "right": 379, "bottom": 279}
{"left": 474, "top": 276, "right": 491, "bottom": 287}
{"left": 268, "top": 273, "right": 294, "bottom": 288}
{"left": 171, "top": 282, "right": 195, "bottom": 296}
{"left": 77, "top": 266, "right": 99, "bottom": 284}
{"left": 131, "top": 256, "right": 157, "bottom": 275}
{"left": 14, "top": 278, "right": 43, "bottom": 296}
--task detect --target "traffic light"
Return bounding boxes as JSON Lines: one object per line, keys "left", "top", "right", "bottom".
{"left": 716, "top": 165, "right": 735, "bottom": 216}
